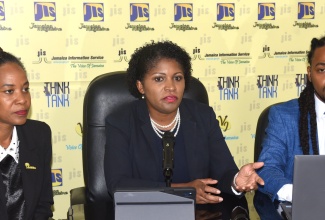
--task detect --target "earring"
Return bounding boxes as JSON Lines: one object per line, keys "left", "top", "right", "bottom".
{"left": 142, "top": 94, "right": 145, "bottom": 99}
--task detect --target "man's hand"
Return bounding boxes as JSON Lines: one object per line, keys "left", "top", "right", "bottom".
{"left": 235, "top": 162, "right": 264, "bottom": 192}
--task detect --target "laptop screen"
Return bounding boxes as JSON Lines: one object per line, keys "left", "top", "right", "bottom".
{"left": 291, "top": 155, "right": 325, "bottom": 220}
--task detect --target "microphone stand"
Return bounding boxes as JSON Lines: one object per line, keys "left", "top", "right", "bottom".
{"left": 162, "top": 131, "right": 174, "bottom": 187}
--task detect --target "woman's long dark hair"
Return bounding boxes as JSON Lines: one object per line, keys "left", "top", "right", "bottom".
{"left": 299, "top": 37, "right": 325, "bottom": 154}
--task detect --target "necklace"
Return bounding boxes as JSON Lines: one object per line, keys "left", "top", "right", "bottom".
{"left": 150, "top": 108, "right": 181, "bottom": 138}
{"left": 151, "top": 111, "right": 178, "bottom": 128}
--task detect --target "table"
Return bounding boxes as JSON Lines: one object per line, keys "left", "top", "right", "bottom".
{"left": 67, "top": 193, "right": 249, "bottom": 220}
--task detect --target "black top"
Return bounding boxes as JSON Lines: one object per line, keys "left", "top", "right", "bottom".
{"left": 0, "top": 155, "right": 25, "bottom": 219}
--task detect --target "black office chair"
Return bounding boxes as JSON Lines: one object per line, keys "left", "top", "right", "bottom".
{"left": 68, "top": 71, "right": 209, "bottom": 213}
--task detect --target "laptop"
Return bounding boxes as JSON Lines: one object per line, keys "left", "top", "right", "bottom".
{"left": 114, "top": 187, "right": 196, "bottom": 220}
{"left": 281, "top": 155, "right": 325, "bottom": 220}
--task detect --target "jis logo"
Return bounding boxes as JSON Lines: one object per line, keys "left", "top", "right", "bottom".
{"left": 174, "top": 3, "right": 193, "bottom": 21}
{"left": 217, "top": 76, "right": 240, "bottom": 100}
{"left": 259, "top": 45, "right": 274, "bottom": 59}
{"left": 83, "top": 3, "right": 104, "bottom": 22}
{"left": 33, "top": 49, "right": 51, "bottom": 64}
{"left": 130, "top": 3, "right": 149, "bottom": 22}
{"left": 258, "top": 3, "right": 275, "bottom": 20}
{"left": 0, "top": 1, "right": 5, "bottom": 21}
{"left": 115, "top": 48, "right": 129, "bottom": 62}
{"left": 257, "top": 75, "right": 278, "bottom": 98}
{"left": 217, "top": 3, "right": 235, "bottom": 21}
{"left": 298, "top": 2, "right": 315, "bottom": 19}
{"left": 34, "top": 2, "right": 56, "bottom": 21}
{"left": 52, "top": 169, "right": 62, "bottom": 187}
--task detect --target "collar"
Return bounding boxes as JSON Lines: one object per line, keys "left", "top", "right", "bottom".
{"left": 315, "top": 94, "right": 325, "bottom": 119}
{"left": 0, "top": 126, "right": 19, "bottom": 163}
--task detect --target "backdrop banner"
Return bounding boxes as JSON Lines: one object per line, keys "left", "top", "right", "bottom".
{"left": 1, "top": 1, "right": 323, "bottom": 219}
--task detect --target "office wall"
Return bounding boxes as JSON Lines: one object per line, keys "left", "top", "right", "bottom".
{"left": 1, "top": 0, "right": 323, "bottom": 219}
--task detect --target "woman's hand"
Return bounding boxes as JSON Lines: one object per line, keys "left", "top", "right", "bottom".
{"left": 235, "top": 162, "right": 264, "bottom": 192}
{"left": 173, "top": 178, "right": 223, "bottom": 204}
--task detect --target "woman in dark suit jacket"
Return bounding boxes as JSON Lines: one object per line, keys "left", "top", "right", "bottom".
{"left": 105, "top": 41, "right": 264, "bottom": 204}
{"left": 0, "top": 49, "right": 53, "bottom": 219}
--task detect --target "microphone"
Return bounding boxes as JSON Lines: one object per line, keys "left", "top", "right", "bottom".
{"left": 162, "top": 131, "right": 175, "bottom": 187}
{"left": 230, "top": 206, "right": 249, "bottom": 220}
